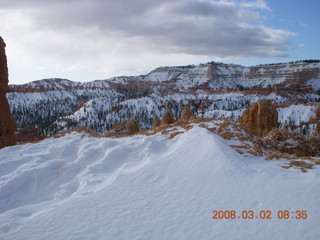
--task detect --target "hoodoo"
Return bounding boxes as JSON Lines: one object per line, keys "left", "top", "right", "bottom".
{"left": 181, "top": 104, "right": 193, "bottom": 121}
{"left": 239, "top": 99, "right": 278, "bottom": 138}
{"left": 0, "top": 36, "right": 16, "bottom": 148}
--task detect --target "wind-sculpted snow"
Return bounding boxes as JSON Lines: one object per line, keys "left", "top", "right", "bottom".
{"left": 0, "top": 132, "right": 154, "bottom": 217}
{"left": 0, "top": 127, "right": 319, "bottom": 239}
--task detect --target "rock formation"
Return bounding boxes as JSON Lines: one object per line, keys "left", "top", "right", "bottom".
{"left": 152, "top": 114, "right": 161, "bottom": 129}
{"left": 0, "top": 36, "right": 16, "bottom": 148}
{"left": 161, "top": 108, "right": 174, "bottom": 124}
{"left": 310, "top": 120, "right": 320, "bottom": 139}
{"left": 124, "top": 118, "right": 140, "bottom": 134}
{"left": 111, "top": 118, "right": 140, "bottom": 135}
{"left": 239, "top": 99, "right": 278, "bottom": 138}
{"left": 263, "top": 127, "right": 320, "bottom": 157}
{"left": 181, "top": 104, "right": 193, "bottom": 121}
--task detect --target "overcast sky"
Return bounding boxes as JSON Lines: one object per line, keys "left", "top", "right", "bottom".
{"left": 0, "top": 0, "right": 319, "bottom": 84}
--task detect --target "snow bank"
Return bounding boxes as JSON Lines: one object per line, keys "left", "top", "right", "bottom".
{"left": 0, "top": 127, "right": 319, "bottom": 239}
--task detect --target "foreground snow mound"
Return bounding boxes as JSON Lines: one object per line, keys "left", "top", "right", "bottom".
{"left": 0, "top": 127, "right": 319, "bottom": 239}
{"left": 0, "top": 132, "right": 154, "bottom": 215}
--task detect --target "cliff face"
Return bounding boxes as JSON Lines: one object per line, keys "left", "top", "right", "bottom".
{"left": 239, "top": 99, "right": 278, "bottom": 138}
{"left": 0, "top": 36, "right": 16, "bottom": 148}
{"left": 144, "top": 61, "right": 320, "bottom": 92}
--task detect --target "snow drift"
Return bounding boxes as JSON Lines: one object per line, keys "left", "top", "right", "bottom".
{"left": 0, "top": 127, "right": 319, "bottom": 239}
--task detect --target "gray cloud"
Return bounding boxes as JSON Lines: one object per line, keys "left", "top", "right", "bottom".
{"left": 17, "top": 0, "right": 291, "bottom": 57}
{"left": 0, "top": 0, "right": 295, "bottom": 82}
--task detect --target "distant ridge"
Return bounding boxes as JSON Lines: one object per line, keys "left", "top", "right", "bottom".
{"left": 7, "top": 60, "right": 320, "bottom": 136}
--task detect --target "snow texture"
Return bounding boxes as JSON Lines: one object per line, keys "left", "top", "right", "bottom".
{"left": 0, "top": 127, "right": 319, "bottom": 239}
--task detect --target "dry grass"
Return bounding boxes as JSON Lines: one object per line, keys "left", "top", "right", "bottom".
{"left": 235, "top": 149, "right": 244, "bottom": 154}
{"left": 161, "top": 128, "right": 178, "bottom": 135}
{"left": 207, "top": 127, "right": 216, "bottom": 132}
{"left": 168, "top": 131, "right": 184, "bottom": 139}
{"left": 53, "top": 126, "right": 101, "bottom": 138}
{"left": 182, "top": 125, "right": 193, "bottom": 131}
{"left": 153, "top": 124, "right": 173, "bottom": 132}
{"left": 172, "top": 119, "right": 189, "bottom": 126}
{"left": 265, "top": 152, "right": 281, "bottom": 160}
{"left": 219, "top": 131, "right": 234, "bottom": 140}
{"left": 314, "top": 160, "right": 320, "bottom": 165}
{"left": 230, "top": 145, "right": 250, "bottom": 149}
{"left": 288, "top": 160, "right": 313, "bottom": 169}
{"left": 282, "top": 160, "right": 314, "bottom": 173}
{"left": 246, "top": 150, "right": 259, "bottom": 156}
{"left": 198, "top": 123, "right": 208, "bottom": 129}
{"left": 252, "top": 145, "right": 263, "bottom": 155}
{"left": 299, "top": 156, "right": 312, "bottom": 160}
{"left": 189, "top": 116, "right": 216, "bottom": 123}
{"left": 220, "top": 119, "right": 230, "bottom": 128}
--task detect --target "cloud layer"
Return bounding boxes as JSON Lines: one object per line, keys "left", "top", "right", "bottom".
{"left": 0, "top": 0, "right": 295, "bottom": 82}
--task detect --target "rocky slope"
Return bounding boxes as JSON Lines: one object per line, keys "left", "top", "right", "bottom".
{"left": 7, "top": 60, "right": 320, "bottom": 138}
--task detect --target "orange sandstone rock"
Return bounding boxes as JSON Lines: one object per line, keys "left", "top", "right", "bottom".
{"left": 0, "top": 36, "right": 16, "bottom": 148}
{"left": 161, "top": 108, "right": 174, "bottom": 124}
{"left": 239, "top": 99, "right": 278, "bottom": 137}
{"left": 181, "top": 104, "right": 193, "bottom": 121}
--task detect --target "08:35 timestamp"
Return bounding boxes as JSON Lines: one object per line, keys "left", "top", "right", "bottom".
{"left": 211, "top": 210, "right": 308, "bottom": 220}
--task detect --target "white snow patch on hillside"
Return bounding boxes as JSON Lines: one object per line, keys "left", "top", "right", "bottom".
{"left": 203, "top": 109, "right": 244, "bottom": 119}
{"left": 0, "top": 127, "right": 319, "bottom": 239}
{"left": 278, "top": 104, "right": 316, "bottom": 125}
{"left": 145, "top": 68, "right": 182, "bottom": 82}
{"left": 307, "top": 78, "right": 320, "bottom": 91}
{"left": 177, "top": 65, "right": 209, "bottom": 88}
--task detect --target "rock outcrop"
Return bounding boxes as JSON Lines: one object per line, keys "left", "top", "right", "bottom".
{"left": 0, "top": 36, "right": 16, "bottom": 148}
{"left": 111, "top": 118, "right": 140, "bottom": 135}
{"left": 263, "top": 127, "right": 320, "bottom": 157}
{"left": 124, "top": 118, "right": 140, "bottom": 134}
{"left": 239, "top": 99, "right": 278, "bottom": 138}
{"left": 181, "top": 104, "right": 193, "bottom": 121}
{"left": 161, "top": 108, "right": 174, "bottom": 124}
{"left": 152, "top": 114, "right": 161, "bottom": 129}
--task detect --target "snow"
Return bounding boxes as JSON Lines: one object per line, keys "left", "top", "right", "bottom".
{"left": 144, "top": 67, "right": 183, "bottom": 82}
{"left": 177, "top": 65, "right": 209, "bottom": 88}
{"left": 307, "top": 78, "right": 320, "bottom": 91}
{"left": 278, "top": 104, "right": 316, "bottom": 126}
{"left": 203, "top": 109, "right": 244, "bottom": 119}
{"left": 0, "top": 127, "right": 319, "bottom": 239}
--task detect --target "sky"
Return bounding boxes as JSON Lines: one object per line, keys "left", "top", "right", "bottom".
{"left": 0, "top": 0, "right": 319, "bottom": 84}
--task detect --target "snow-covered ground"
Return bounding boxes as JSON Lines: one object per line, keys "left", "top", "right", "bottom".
{"left": 0, "top": 127, "right": 319, "bottom": 239}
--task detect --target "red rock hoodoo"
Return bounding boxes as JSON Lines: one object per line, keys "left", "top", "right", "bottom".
{"left": 161, "top": 108, "right": 174, "bottom": 124}
{"left": 181, "top": 104, "right": 193, "bottom": 121}
{"left": 239, "top": 99, "right": 278, "bottom": 138}
{"left": 124, "top": 118, "right": 140, "bottom": 134}
{"left": 0, "top": 36, "right": 16, "bottom": 148}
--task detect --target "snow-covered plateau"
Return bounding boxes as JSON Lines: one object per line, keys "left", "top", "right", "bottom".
{"left": 0, "top": 127, "right": 319, "bottom": 239}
